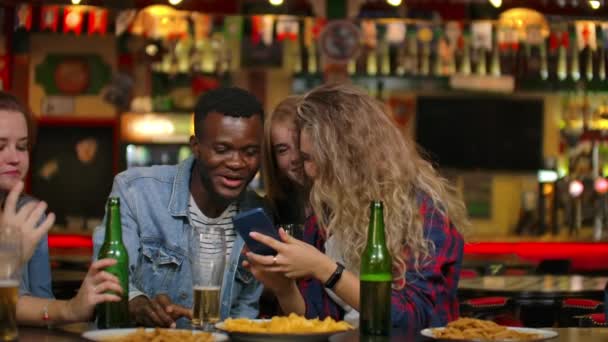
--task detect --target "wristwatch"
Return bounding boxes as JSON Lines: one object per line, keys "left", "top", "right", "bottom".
{"left": 324, "top": 262, "right": 345, "bottom": 290}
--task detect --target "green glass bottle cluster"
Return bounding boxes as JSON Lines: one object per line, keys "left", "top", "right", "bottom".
{"left": 96, "top": 197, "right": 130, "bottom": 328}
{"left": 360, "top": 201, "right": 392, "bottom": 336}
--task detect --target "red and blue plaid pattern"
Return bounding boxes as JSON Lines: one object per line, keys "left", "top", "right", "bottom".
{"left": 297, "top": 192, "right": 464, "bottom": 332}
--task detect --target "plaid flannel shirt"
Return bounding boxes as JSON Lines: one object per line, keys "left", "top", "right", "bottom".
{"left": 297, "top": 192, "right": 464, "bottom": 332}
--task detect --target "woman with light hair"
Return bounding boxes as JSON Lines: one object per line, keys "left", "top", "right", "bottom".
{"left": 261, "top": 95, "right": 308, "bottom": 226}
{"left": 244, "top": 83, "right": 467, "bottom": 332}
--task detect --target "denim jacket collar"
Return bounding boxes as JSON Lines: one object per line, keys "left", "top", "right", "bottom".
{"left": 168, "top": 156, "right": 195, "bottom": 217}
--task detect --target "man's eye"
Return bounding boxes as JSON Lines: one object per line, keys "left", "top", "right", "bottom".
{"left": 245, "top": 147, "right": 260, "bottom": 156}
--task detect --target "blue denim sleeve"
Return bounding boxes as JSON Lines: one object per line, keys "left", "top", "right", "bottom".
{"left": 231, "top": 277, "right": 263, "bottom": 319}
{"left": 20, "top": 235, "right": 54, "bottom": 298}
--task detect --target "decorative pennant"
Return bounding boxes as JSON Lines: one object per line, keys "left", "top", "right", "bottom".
{"left": 471, "top": 21, "right": 492, "bottom": 50}
{"left": 576, "top": 21, "right": 597, "bottom": 50}
{"left": 276, "top": 15, "right": 299, "bottom": 41}
{"left": 88, "top": 8, "right": 108, "bottom": 35}
{"left": 192, "top": 13, "right": 212, "bottom": 41}
{"left": 361, "top": 20, "right": 377, "bottom": 48}
{"left": 223, "top": 15, "right": 243, "bottom": 41}
{"left": 40, "top": 5, "right": 59, "bottom": 32}
{"left": 250, "top": 16, "right": 263, "bottom": 45}
{"left": 115, "top": 10, "right": 136, "bottom": 36}
{"left": 63, "top": 6, "right": 84, "bottom": 35}
{"left": 312, "top": 18, "right": 326, "bottom": 40}
{"left": 261, "top": 15, "right": 274, "bottom": 46}
{"left": 445, "top": 21, "right": 462, "bottom": 50}
{"left": 385, "top": 22, "right": 405, "bottom": 44}
{"left": 15, "top": 3, "right": 32, "bottom": 31}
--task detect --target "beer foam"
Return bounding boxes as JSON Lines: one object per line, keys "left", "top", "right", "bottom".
{"left": 0, "top": 280, "right": 18, "bottom": 287}
{"left": 193, "top": 285, "right": 221, "bottom": 290}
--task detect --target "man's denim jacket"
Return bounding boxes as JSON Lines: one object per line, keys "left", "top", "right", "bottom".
{"left": 93, "top": 156, "right": 269, "bottom": 326}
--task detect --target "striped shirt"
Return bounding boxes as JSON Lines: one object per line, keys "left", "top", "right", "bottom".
{"left": 188, "top": 195, "right": 238, "bottom": 259}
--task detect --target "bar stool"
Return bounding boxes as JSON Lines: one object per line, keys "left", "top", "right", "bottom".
{"left": 579, "top": 313, "right": 608, "bottom": 327}
{"left": 460, "top": 297, "right": 522, "bottom": 326}
{"left": 559, "top": 299, "right": 603, "bottom": 327}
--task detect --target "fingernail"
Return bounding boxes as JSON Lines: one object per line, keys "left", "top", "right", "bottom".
{"left": 170, "top": 323, "right": 176, "bottom": 329}
{"left": 249, "top": 232, "right": 256, "bottom": 237}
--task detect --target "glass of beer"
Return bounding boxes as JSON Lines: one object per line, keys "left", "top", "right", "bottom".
{"left": 190, "top": 226, "right": 225, "bottom": 331}
{"left": 281, "top": 223, "right": 304, "bottom": 241}
{"left": 0, "top": 224, "right": 21, "bottom": 341}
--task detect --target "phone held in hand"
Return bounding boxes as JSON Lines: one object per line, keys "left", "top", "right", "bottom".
{"left": 233, "top": 208, "right": 279, "bottom": 256}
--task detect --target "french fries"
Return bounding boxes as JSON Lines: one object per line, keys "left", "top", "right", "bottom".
{"left": 433, "top": 318, "right": 540, "bottom": 341}
{"left": 222, "top": 313, "right": 353, "bottom": 334}
{"left": 104, "top": 328, "right": 214, "bottom": 342}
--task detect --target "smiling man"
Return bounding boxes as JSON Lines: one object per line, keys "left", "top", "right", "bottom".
{"left": 93, "top": 87, "right": 269, "bottom": 328}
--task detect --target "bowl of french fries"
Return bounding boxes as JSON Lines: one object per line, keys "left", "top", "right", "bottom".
{"left": 215, "top": 313, "right": 354, "bottom": 342}
{"left": 421, "top": 318, "right": 558, "bottom": 341}
{"left": 82, "top": 327, "right": 228, "bottom": 341}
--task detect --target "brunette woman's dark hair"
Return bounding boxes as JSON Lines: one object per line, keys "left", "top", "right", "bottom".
{"left": 0, "top": 91, "right": 36, "bottom": 149}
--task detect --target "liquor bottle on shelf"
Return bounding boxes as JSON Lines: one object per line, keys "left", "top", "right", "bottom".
{"left": 490, "top": 31, "right": 501, "bottom": 76}
{"left": 475, "top": 47, "right": 487, "bottom": 76}
{"left": 459, "top": 35, "right": 471, "bottom": 75}
{"left": 380, "top": 41, "right": 391, "bottom": 76}
{"left": 367, "top": 46, "right": 378, "bottom": 76}
{"left": 570, "top": 32, "right": 581, "bottom": 81}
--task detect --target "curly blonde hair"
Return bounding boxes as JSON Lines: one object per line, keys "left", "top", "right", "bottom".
{"left": 296, "top": 83, "right": 468, "bottom": 282}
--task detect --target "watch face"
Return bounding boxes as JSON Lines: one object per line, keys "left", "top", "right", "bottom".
{"left": 320, "top": 20, "right": 361, "bottom": 62}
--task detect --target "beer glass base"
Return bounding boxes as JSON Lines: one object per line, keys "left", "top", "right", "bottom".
{"left": 1, "top": 331, "right": 17, "bottom": 342}
{"left": 191, "top": 322, "right": 216, "bottom": 332}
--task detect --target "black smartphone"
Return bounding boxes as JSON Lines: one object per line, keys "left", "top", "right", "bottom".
{"left": 233, "top": 208, "right": 280, "bottom": 256}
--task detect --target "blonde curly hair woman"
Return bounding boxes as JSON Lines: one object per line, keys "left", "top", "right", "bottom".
{"left": 244, "top": 84, "right": 467, "bottom": 332}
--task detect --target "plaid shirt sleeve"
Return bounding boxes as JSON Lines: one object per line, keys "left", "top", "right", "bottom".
{"left": 297, "top": 194, "right": 464, "bottom": 332}
{"left": 391, "top": 193, "right": 464, "bottom": 331}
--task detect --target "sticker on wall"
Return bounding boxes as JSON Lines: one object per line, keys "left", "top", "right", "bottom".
{"left": 35, "top": 54, "right": 111, "bottom": 95}
{"left": 41, "top": 96, "right": 75, "bottom": 115}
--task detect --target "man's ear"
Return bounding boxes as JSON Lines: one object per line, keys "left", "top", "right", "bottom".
{"left": 189, "top": 135, "right": 199, "bottom": 155}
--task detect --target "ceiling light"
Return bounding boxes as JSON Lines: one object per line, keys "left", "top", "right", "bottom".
{"left": 489, "top": 0, "right": 502, "bottom": 8}
{"left": 71, "top": 0, "right": 82, "bottom": 4}
{"left": 269, "top": 0, "right": 284, "bottom": 6}
{"left": 589, "top": 0, "right": 601, "bottom": 9}
{"left": 387, "top": 0, "right": 402, "bottom": 6}
{"left": 168, "top": 0, "right": 183, "bottom": 5}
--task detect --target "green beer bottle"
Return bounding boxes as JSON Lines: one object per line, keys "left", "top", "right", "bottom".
{"left": 360, "top": 201, "right": 392, "bottom": 336}
{"left": 97, "top": 197, "right": 130, "bottom": 328}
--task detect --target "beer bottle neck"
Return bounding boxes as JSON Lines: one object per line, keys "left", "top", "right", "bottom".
{"left": 367, "top": 206, "right": 386, "bottom": 248}
{"left": 105, "top": 205, "right": 123, "bottom": 243}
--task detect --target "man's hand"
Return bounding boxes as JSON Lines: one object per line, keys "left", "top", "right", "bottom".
{"left": 129, "top": 294, "right": 191, "bottom": 327}
{"left": 156, "top": 294, "right": 193, "bottom": 321}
